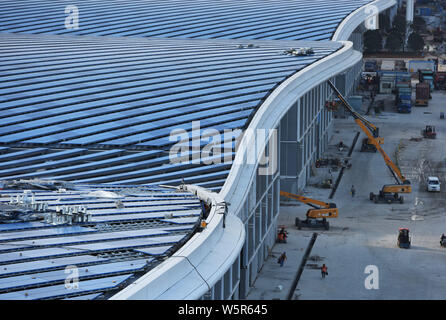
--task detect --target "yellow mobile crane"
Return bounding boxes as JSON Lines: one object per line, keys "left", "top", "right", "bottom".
{"left": 280, "top": 190, "right": 338, "bottom": 230}
{"left": 327, "top": 80, "right": 411, "bottom": 204}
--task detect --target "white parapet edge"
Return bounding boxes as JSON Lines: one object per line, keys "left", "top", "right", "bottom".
{"left": 332, "top": 0, "right": 397, "bottom": 41}
{"left": 110, "top": 184, "right": 245, "bottom": 300}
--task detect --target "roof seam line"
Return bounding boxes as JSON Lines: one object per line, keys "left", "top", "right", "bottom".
{"left": 172, "top": 255, "right": 212, "bottom": 293}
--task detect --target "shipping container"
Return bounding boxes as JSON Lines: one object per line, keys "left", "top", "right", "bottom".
{"left": 379, "top": 76, "right": 395, "bottom": 94}
{"left": 415, "top": 82, "right": 430, "bottom": 106}
{"left": 364, "top": 60, "right": 378, "bottom": 72}
{"left": 419, "top": 69, "right": 435, "bottom": 93}
{"left": 419, "top": 69, "right": 434, "bottom": 80}
{"left": 395, "top": 60, "right": 407, "bottom": 71}
{"left": 378, "top": 70, "right": 410, "bottom": 82}
{"left": 417, "top": 7, "right": 432, "bottom": 16}
{"left": 409, "top": 60, "right": 436, "bottom": 73}
{"left": 381, "top": 60, "right": 395, "bottom": 71}
{"left": 395, "top": 82, "right": 412, "bottom": 113}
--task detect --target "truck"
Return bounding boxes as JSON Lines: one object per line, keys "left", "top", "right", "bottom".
{"left": 395, "top": 82, "right": 412, "bottom": 113}
{"left": 415, "top": 82, "right": 430, "bottom": 106}
{"left": 419, "top": 69, "right": 435, "bottom": 95}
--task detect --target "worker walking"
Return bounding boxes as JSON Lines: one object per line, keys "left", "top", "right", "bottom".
{"left": 277, "top": 252, "right": 287, "bottom": 267}
{"left": 321, "top": 264, "right": 328, "bottom": 279}
{"left": 351, "top": 185, "right": 356, "bottom": 198}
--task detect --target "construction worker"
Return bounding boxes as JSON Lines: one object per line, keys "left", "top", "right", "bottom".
{"left": 351, "top": 185, "right": 356, "bottom": 198}
{"left": 321, "top": 264, "right": 328, "bottom": 278}
{"left": 277, "top": 227, "right": 287, "bottom": 243}
{"left": 278, "top": 252, "right": 287, "bottom": 267}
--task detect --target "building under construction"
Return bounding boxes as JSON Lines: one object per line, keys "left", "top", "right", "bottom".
{"left": 0, "top": 0, "right": 400, "bottom": 300}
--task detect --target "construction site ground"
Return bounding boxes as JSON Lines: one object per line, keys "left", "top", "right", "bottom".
{"left": 247, "top": 90, "right": 446, "bottom": 300}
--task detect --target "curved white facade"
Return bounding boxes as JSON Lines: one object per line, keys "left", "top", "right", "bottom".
{"left": 0, "top": 0, "right": 397, "bottom": 300}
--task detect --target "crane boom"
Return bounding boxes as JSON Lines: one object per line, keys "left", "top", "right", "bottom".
{"left": 327, "top": 80, "right": 380, "bottom": 138}
{"left": 280, "top": 190, "right": 334, "bottom": 209}
{"left": 327, "top": 80, "right": 410, "bottom": 186}
{"left": 280, "top": 190, "right": 338, "bottom": 220}
{"left": 280, "top": 191, "right": 338, "bottom": 229}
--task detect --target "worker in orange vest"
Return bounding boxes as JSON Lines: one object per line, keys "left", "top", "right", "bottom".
{"left": 321, "top": 264, "right": 328, "bottom": 278}
{"left": 277, "top": 227, "right": 287, "bottom": 243}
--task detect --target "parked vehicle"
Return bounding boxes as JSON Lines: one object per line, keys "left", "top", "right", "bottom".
{"left": 419, "top": 69, "right": 435, "bottom": 96}
{"left": 422, "top": 125, "right": 436, "bottom": 139}
{"left": 397, "top": 228, "right": 411, "bottom": 249}
{"left": 415, "top": 83, "right": 430, "bottom": 106}
{"left": 427, "top": 177, "right": 440, "bottom": 192}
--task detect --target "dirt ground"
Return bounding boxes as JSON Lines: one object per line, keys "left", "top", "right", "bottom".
{"left": 247, "top": 90, "right": 446, "bottom": 300}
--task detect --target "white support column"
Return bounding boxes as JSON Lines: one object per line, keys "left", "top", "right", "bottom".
{"left": 406, "top": 0, "right": 414, "bottom": 23}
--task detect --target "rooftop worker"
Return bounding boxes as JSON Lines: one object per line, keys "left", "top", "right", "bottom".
{"left": 351, "top": 185, "right": 356, "bottom": 198}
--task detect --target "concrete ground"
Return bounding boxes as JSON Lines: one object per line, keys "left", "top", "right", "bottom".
{"left": 247, "top": 90, "right": 446, "bottom": 300}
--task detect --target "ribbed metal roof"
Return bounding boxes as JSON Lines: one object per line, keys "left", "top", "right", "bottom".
{"left": 1, "top": 0, "right": 372, "bottom": 41}
{"left": 0, "top": 182, "right": 201, "bottom": 300}
{"left": 0, "top": 33, "right": 342, "bottom": 189}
